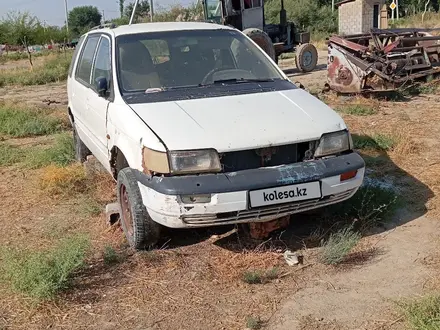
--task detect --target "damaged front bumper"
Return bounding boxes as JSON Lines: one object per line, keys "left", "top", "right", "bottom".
{"left": 135, "top": 152, "right": 365, "bottom": 228}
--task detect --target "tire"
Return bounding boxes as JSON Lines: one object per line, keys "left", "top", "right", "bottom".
{"left": 295, "top": 43, "right": 318, "bottom": 73}
{"left": 242, "top": 28, "right": 276, "bottom": 62}
{"left": 117, "top": 168, "right": 161, "bottom": 250}
{"left": 73, "top": 125, "right": 91, "bottom": 163}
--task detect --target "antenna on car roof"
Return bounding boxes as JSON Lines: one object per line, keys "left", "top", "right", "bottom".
{"left": 129, "top": 0, "right": 140, "bottom": 25}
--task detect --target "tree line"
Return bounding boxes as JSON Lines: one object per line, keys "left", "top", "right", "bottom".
{"left": 1, "top": 0, "right": 439, "bottom": 47}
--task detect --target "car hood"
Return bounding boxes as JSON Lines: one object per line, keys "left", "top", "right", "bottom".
{"left": 129, "top": 88, "right": 347, "bottom": 152}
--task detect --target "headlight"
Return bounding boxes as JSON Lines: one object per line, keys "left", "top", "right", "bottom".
{"left": 314, "top": 130, "right": 351, "bottom": 157}
{"left": 169, "top": 149, "right": 221, "bottom": 174}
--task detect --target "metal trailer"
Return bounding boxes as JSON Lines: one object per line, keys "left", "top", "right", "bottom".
{"left": 326, "top": 28, "right": 440, "bottom": 93}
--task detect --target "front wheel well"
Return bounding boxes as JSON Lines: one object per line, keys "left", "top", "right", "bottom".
{"left": 110, "top": 147, "right": 129, "bottom": 179}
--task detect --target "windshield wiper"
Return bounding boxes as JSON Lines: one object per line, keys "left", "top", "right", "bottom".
{"left": 206, "top": 78, "right": 276, "bottom": 85}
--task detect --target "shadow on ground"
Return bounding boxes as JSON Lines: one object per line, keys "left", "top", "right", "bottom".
{"left": 158, "top": 143, "right": 433, "bottom": 254}
{"left": 283, "top": 63, "right": 327, "bottom": 76}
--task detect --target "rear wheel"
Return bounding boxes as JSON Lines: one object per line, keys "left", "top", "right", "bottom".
{"left": 117, "top": 168, "right": 161, "bottom": 250}
{"left": 295, "top": 43, "right": 318, "bottom": 73}
{"left": 242, "top": 28, "right": 276, "bottom": 62}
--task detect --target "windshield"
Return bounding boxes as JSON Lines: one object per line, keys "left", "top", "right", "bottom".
{"left": 115, "top": 29, "right": 284, "bottom": 93}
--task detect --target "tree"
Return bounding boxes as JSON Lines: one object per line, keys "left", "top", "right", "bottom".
{"left": 124, "top": 1, "right": 150, "bottom": 20}
{"left": 2, "top": 11, "right": 39, "bottom": 46}
{"left": 119, "top": 0, "right": 125, "bottom": 18}
{"left": 68, "top": 6, "right": 102, "bottom": 37}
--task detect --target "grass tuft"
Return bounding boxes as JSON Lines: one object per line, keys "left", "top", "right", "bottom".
{"left": 0, "top": 235, "right": 90, "bottom": 300}
{"left": 0, "top": 143, "right": 23, "bottom": 166}
{"left": 39, "top": 163, "right": 88, "bottom": 195}
{"left": 400, "top": 295, "right": 440, "bottom": 330}
{"left": 243, "top": 270, "right": 263, "bottom": 284}
{"left": 25, "top": 133, "right": 75, "bottom": 168}
{"left": 319, "top": 226, "right": 361, "bottom": 265}
{"left": 103, "top": 246, "right": 120, "bottom": 265}
{"left": 242, "top": 267, "right": 280, "bottom": 284}
{"left": 246, "top": 316, "right": 263, "bottom": 329}
{"left": 0, "top": 105, "right": 64, "bottom": 137}
{"left": 338, "top": 104, "right": 378, "bottom": 116}
{"left": 353, "top": 134, "right": 397, "bottom": 151}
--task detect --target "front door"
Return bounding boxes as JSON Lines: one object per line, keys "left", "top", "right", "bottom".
{"left": 85, "top": 35, "right": 112, "bottom": 164}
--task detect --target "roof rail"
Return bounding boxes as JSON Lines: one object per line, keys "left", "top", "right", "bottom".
{"left": 90, "top": 23, "right": 117, "bottom": 31}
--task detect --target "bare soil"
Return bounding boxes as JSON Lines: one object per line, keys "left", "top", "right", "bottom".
{"left": 1, "top": 52, "right": 440, "bottom": 330}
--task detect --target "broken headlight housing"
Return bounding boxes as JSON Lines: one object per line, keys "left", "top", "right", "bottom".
{"left": 169, "top": 149, "right": 221, "bottom": 174}
{"left": 314, "top": 130, "right": 352, "bottom": 158}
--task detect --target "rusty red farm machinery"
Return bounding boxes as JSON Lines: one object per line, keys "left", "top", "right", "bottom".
{"left": 326, "top": 28, "right": 440, "bottom": 93}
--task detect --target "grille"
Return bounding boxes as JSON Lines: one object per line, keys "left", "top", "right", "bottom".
{"left": 219, "top": 141, "right": 317, "bottom": 172}
{"left": 182, "top": 189, "right": 357, "bottom": 225}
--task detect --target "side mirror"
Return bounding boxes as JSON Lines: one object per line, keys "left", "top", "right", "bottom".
{"left": 95, "top": 77, "right": 108, "bottom": 97}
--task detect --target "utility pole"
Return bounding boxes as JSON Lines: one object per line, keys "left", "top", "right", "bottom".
{"left": 332, "top": 0, "right": 334, "bottom": 12}
{"left": 150, "top": 0, "right": 154, "bottom": 21}
{"left": 129, "top": 0, "right": 139, "bottom": 25}
{"left": 64, "top": 0, "right": 69, "bottom": 35}
{"left": 102, "top": 10, "right": 106, "bottom": 23}
{"left": 396, "top": 0, "right": 399, "bottom": 19}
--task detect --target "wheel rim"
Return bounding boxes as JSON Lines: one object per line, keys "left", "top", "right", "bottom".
{"left": 302, "top": 51, "right": 313, "bottom": 68}
{"left": 120, "top": 184, "right": 134, "bottom": 237}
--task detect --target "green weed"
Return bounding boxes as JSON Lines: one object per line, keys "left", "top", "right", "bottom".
{"left": 0, "top": 143, "right": 22, "bottom": 166}
{"left": 246, "top": 316, "right": 263, "bottom": 329}
{"left": 353, "top": 134, "right": 397, "bottom": 151}
{"left": 319, "top": 226, "right": 361, "bottom": 265}
{"left": 0, "top": 105, "right": 64, "bottom": 137}
{"left": 25, "top": 133, "right": 75, "bottom": 168}
{"left": 400, "top": 295, "right": 440, "bottom": 330}
{"left": 325, "top": 185, "right": 399, "bottom": 230}
{"left": 0, "top": 235, "right": 90, "bottom": 300}
{"left": 103, "top": 246, "right": 120, "bottom": 265}
{"left": 338, "top": 104, "right": 377, "bottom": 116}
{"left": 242, "top": 267, "right": 280, "bottom": 284}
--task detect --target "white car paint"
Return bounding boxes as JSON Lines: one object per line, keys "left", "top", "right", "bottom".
{"left": 129, "top": 88, "right": 346, "bottom": 152}
{"left": 67, "top": 21, "right": 365, "bottom": 230}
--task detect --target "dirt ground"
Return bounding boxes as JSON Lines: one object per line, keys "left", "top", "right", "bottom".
{"left": 1, "top": 52, "right": 440, "bottom": 330}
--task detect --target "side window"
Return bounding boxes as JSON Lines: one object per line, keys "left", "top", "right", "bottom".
{"left": 75, "top": 35, "right": 100, "bottom": 84}
{"left": 91, "top": 37, "right": 111, "bottom": 88}
{"left": 68, "top": 35, "right": 86, "bottom": 77}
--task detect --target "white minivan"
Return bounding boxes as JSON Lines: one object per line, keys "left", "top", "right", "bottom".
{"left": 67, "top": 22, "right": 365, "bottom": 249}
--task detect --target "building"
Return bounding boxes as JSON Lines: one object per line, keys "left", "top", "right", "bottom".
{"left": 337, "top": 0, "right": 388, "bottom": 35}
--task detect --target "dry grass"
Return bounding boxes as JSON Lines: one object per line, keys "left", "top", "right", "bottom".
{"left": 393, "top": 13, "right": 440, "bottom": 29}
{"left": 39, "top": 164, "right": 88, "bottom": 195}
{"left": 0, "top": 54, "right": 72, "bottom": 87}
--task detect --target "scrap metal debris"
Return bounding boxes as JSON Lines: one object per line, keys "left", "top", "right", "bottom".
{"left": 326, "top": 28, "right": 440, "bottom": 93}
{"left": 283, "top": 250, "right": 302, "bottom": 266}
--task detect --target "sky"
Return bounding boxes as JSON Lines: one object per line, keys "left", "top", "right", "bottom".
{"left": 0, "top": 0, "right": 194, "bottom": 26}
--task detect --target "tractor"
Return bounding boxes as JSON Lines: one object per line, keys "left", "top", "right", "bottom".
{"left": 201, "top": 0, "right": 318, "bottom": 72}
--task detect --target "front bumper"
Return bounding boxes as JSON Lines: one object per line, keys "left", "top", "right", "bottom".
{"left": 136, "top": 152, "right": 365, "bottom": 228}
